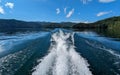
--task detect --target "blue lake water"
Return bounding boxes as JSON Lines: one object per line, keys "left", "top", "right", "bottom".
{"left": 0, "top": 28, "right": 120, "bottom": 75}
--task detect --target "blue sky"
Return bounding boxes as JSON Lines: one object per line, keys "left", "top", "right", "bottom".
{"left": 0, "top": 0, "right": 120, "bottom": 22}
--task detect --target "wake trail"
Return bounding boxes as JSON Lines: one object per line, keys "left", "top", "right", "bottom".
{"left": 32, "top": 47, "right": 56, "bottom": 75}
{"left": 32, "top": 30, "right": 92, "bottom": 75}
{"left": 85, "top": 40, "right": 120, "bottom": 59}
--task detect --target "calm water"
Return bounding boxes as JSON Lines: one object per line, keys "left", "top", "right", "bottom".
{"left": 0, "top": 28, "right": 120, "bottom": 75}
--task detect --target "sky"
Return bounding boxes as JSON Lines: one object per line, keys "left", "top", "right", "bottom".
{"left": 0, "top": 0, "right": 120, "bottom": 22}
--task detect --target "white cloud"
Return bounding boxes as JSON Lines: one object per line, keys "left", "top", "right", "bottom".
{"left": 5, "top": 2, "right": 14, "bottom": 9}
{"left": 56, "top": 8, "right": 60, "bottom": 14}
{"left": 70, "top": 20, "right": 90, "bottom": 23}
{"left": 81, "top": 0, "right": 92, "bottom": 4}
{"left": 97, "top": 11, "right": 112, "bottom": 17}
{"left": 0, "top": 6, "right": 4, "bottom": 14}
{"left": 66, "top": 9, "right": 74, "bottom": 18}
{"left": 99, "top": 0, "right": 115, "bottom": 3}
{"left": 64, "top": 7, "right": 67, "bottom": 14}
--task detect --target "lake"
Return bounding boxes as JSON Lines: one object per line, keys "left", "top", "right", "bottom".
{"left": 0, "top": 28, "right": 120, "bottom": 75}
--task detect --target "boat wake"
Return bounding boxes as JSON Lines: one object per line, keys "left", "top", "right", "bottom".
{"left": 32, "top": 30, "right": 92, "bottom": 75}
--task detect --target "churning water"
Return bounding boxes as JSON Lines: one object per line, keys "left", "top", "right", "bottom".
{"left": 32, "top": 30, "right": 92, "bottom": 75}
{"left": 0, "top": 29, "right": 120, "bottom": 75}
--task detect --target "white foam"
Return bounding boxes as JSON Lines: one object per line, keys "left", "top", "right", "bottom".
{"left": 69, "top": 46, "right": 92, "bottom": 75}
{"left": 32, "top": 30, "right": 92, "bottom": 75}
{"left": 32, "top": 50, "right": 56, "bottom": 75}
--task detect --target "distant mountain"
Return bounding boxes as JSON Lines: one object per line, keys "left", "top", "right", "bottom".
{"left": 60, "top": 22, "right": 76, "bottom": 27}
{"left": 0, "top": 19, "right": 42, "bottom": 29}
{"left": 0, "top": 19, "right": 76, "bottom": 33}
{"left": 94, "top": 16, "right": 120, "bottom": 37}
{"left": 0, "top": 16, "right": 120, "bottom": 29}
{"left": 0, "top": 19, "right": 76, "bottom": 29}
{"left": 0, "top": 19, "right": 43, "bottom": 33}
{"left": 73, "top": 16, "right": 120, "bottom": 37}
{"left": 0, "top": 16, "right": 120, "bottom": 37}
{"left": 44, "top": 22, "right": 76, "bottom": 28}
{"left": 73, "top": 16, "right": 120, "bottom": 29}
